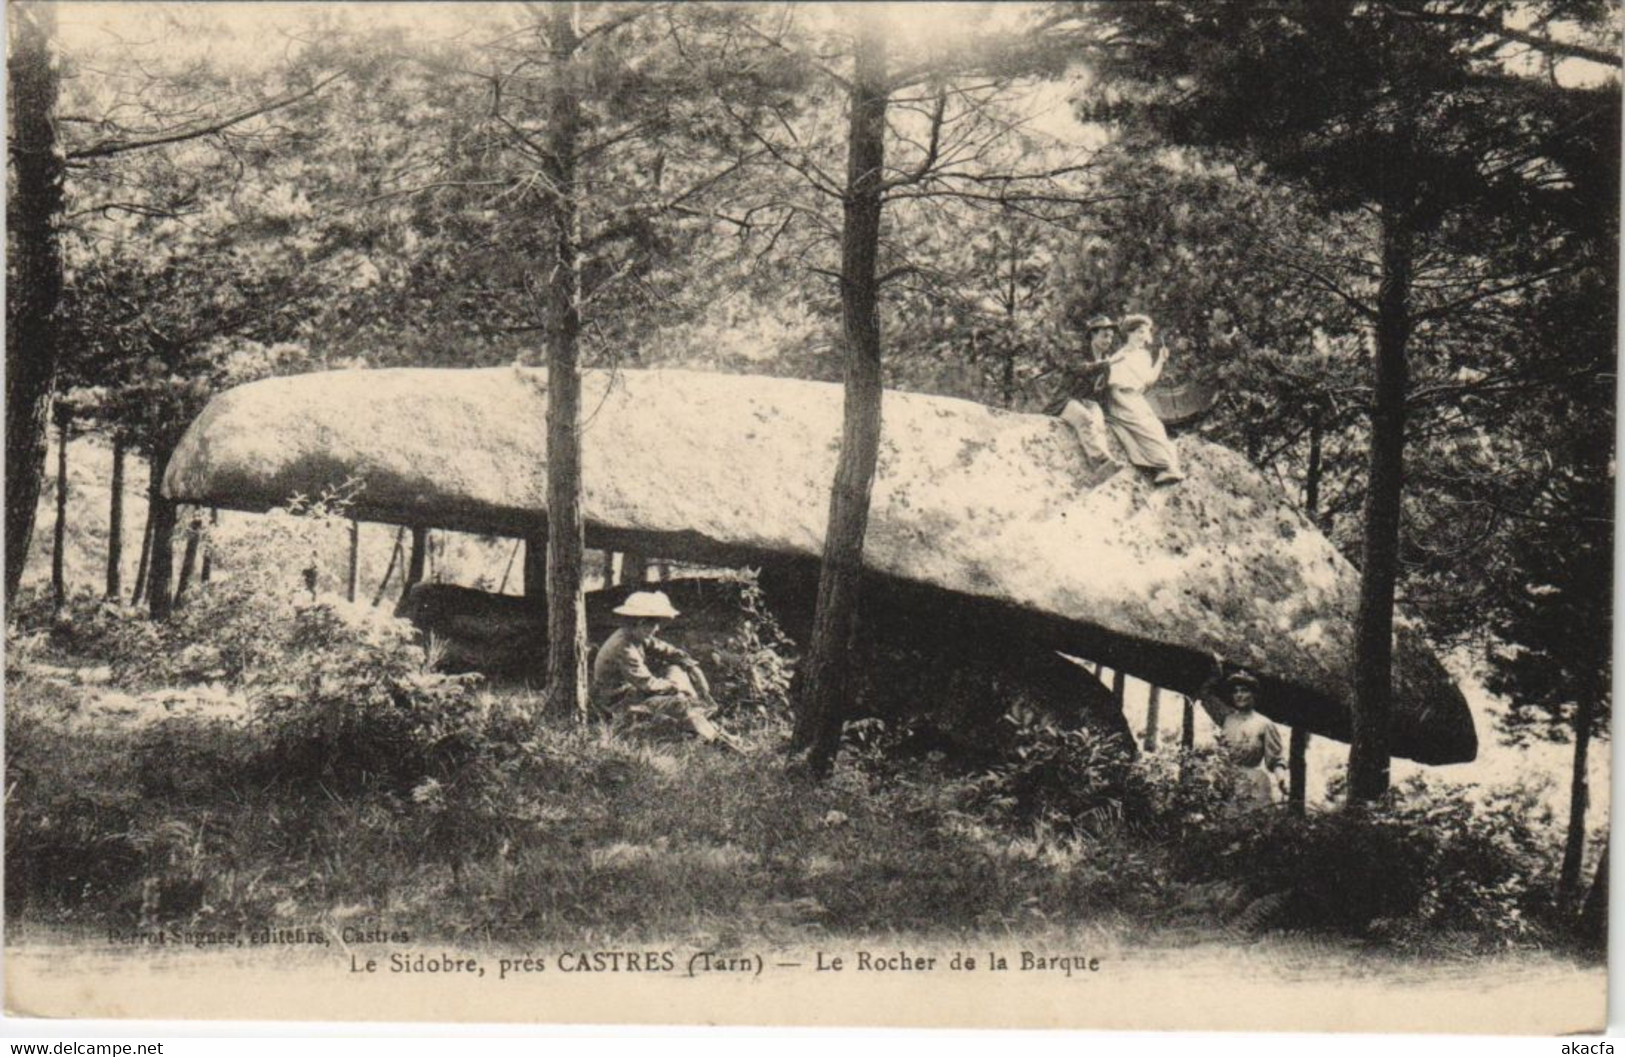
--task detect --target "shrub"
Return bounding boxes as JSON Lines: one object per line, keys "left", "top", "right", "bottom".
{"left": 251, "top": 601, "right": 490, "bottom": 794}
{"left": 4, "top": 587, "right": 160, "bottom": 679}
{"left": 119, "top": 495, "right": 357, "bottom": 686}
{"left": 698, "top": 576, "right": 795, "bottom": 729}
{"left": 1174, "top": 774, "right": 1561, "bottom": 950}
{"left": 965, "top": 712, "right": 1150, "bottom": 838}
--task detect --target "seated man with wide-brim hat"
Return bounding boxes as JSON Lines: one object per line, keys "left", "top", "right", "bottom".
{"left": 590, "top": 590, "right": 741, "bottom": 750}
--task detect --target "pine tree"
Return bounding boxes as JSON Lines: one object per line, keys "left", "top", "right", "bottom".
{"left": 1087, "top": 0, "right": 1620, "bottom": 801}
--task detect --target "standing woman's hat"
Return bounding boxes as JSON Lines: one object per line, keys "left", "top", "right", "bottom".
{"left": 1119, "top": 313, "right": 1154, "bottom": 332}
{"left": 1085, "top": 315, "right": 1118, "bottom": 332}
{"left": 1224, "top": 669, "right": 1260, "bottom": 689}
{"left": 613, "top": 591, "right": 681, "bottom": 620}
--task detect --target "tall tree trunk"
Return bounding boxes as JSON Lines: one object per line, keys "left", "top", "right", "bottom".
{"left": 1000, "top": 244, "right": 1018, "bottom": 408}
{"left": 496, "top": 537, "right": 522, "bottom": 594}
{"left": 1558, "top": 687, "right": 1598, "bottom": 910}
{"left": 172, "top": 507, "right": 202, "bottom": 606}
{"left": 105, "top": 437, "right": 124, "bottom": 598}
{"left": 1291, "top": 415, "right": 1323, "bottom": 810}
{"left": 789, "top": 14, "right": 888, "bottom": 777}
{"left": 50, "top": 405, "right": 69, "bottom": 610}
{"left": 1289, "top": 727, "right": 1310, "bottom": 815}
{"left": 370, "top": 526, "right": 405, "bottom": 607}
{"left": 1304, "top": 412, "right": 1324, "bottom": 526}
{"left": 1143, "top": 685, "right": 1161, "bottom": 752}
{"left": 601, "top": 549, "right": 615, "bottom": 588}
{"left": 145, "top": 446, "right": 177, "bottom": 620}
{"left": 400, "top": 524, "right": 427, "bottom": 605}
{"left": 1347, "top": 207, "right": 1414, "bottom": 805}
{"left": 542, "top": 1, "right": 588, "bottom": 721}
{"left": 131, "top": 505, "right": 153, "bottom": 606}
{"left": 1111, "top": 667, "right": 1127, "bottom": 723}
{"left": 346, "top": 519, "right": 359, "bottom": 602}
{"left": 200, "top": 507, "right": 216, "bottom": 585}
{"left": 1577, "top": 836, "right": 1607, "bottom": 957}
{"left": 1179, "top": 693, "right": 1196, "bottom": 781}
{"left": 524, "top": 530, "right": 548, "bottom": 599}
{"left": 5, "top": 4, "right": 65, "bottom": 612}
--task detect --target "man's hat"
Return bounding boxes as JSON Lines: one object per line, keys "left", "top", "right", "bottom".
{"left": 1085, "top": 314, "right": 1118, "bottom": 332}
{"left": 1224, "top": 668, "right": 1260, "bottom": 689}
{"left": 613, "top": 590, "right": 680, "bottom": 620}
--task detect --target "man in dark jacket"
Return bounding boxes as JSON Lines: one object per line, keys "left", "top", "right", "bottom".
{"left": 1051, "top": 314, "right": 1120, "bottom": 470}
{"left": 590, "top": 590, "right": 740, "bottom": 749}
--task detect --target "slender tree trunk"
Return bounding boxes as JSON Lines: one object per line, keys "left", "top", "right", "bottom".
{"left": 789, "top": 15, "right": 888, "bottom": 776}
{"left": 1143, "top": 685, "right": 1161, "bottom": 752}
{"left": 131, "top": 505, "right": 153, "bottom": 606}
{"left": 105, "top": 437, "right": 124, "bottom": 598}
{"left": 524, "top": 530, "right": 548, "bottom": 599}
{"left": 400, "top": 524, "right": 427, "bottom": 605}
{"left": 172, "top": 507, "right": 202, "bottom": 605}
{"left": 50, "top": 407, "right": 69, "bottom": 610}
{"left": 1348, "top": 207, "right": 1414, "bottom": 805}
{"left": 496, "top": 538, "right": 522, "bottom": 595}
{"left": 370, "top": 526, "right": 405, "bottom": 607}
{"left": 1291, "top": 415, "right": 1323, "bottom": 811}
{"left": 601, "top": 549, "right": 615, "bottom": 588}
{"left": 145, "top": 446, "right": 177, "bottom": 620}
{"left": 346, "top": 519, "right": 359, "bottom": 602}
{"left": 1558, "top": 688, "right": 1598, "bottom": 910}
{"left": 1179, "top": 693, "right": 1196, "bottom": 780}
{"left": 1289, "top": 727, "right": 1310, "bottom": 815}
{"left": 5, "top": 4, "right": 65, "bottom": 612}
{"left": 200, "top": 507, "right": 216, "bottom": 585}
{"left": 1111, "top": 667, "right": 1127, "bottom": 721}
{"left": 1000, "top": 246, "right": 1018, "bottom": 408}
{"left": 1578, "top": 836, "right": 1607, "bottom": 956}
{"left": 1304, "top": 412, "right": 1324, "bottom": 526}
{"left": 542, "top": 1, "right": 588, "bottom": 721}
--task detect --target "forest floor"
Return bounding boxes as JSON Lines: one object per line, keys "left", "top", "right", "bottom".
{"left": 5, "top": 622, "right": 1609, "bottom": 1032}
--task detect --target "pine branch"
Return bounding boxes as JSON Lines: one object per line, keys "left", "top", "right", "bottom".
{"left": 1391, "top": 8, "right": 1622, "bottom": 68}
{"left": 68, "top": 73, "right": 345, "bottom": 161}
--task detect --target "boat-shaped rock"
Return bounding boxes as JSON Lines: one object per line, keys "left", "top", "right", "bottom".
{"left": 164, "top": 366, "right": 1476, "bottom": 765}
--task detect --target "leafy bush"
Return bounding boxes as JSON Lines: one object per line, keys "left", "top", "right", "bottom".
{"left": 698, "top": 575, "right": 795, "bottom": 729}
{"left": 965, "top": 712, "right": 1149, "bottom": 838}
{"left": 1175, "top": 775, "right": 1561, "bottom": 950}
{"left": 121, "top": 495, "right": 357, "bottom": 686}
{"left": 251, "top": 601, "right": 487, "bottom": 792}
{"left": 5, "top": 587, "right": 160, "bottom": 678}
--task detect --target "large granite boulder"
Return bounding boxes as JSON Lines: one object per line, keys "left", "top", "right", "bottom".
{"left": 164, "top": 366, "right": 1475, "bottom": 764}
